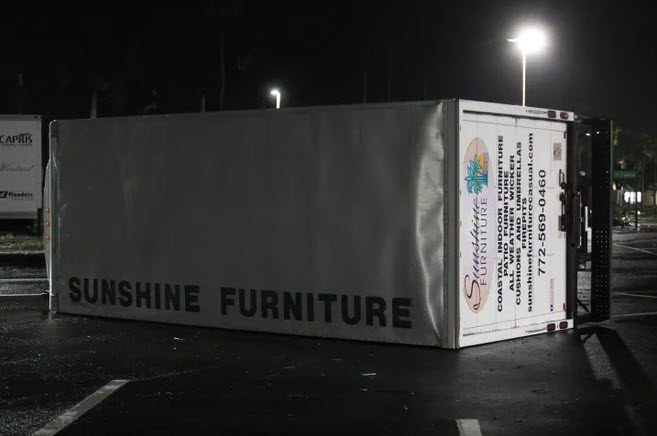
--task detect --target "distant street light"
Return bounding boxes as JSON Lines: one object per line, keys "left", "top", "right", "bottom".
{"left": 270, "top": 88, "right": 281, "bottom": 109}
{"left": 508, "top": 26, "right": 547, "bottom": 106}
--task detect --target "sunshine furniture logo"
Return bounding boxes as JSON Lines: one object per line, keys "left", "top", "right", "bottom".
{"left": 464, "top": 153, "right": 489, "bottom": 194}
{"left": 461, "top": 138, "right": 493, "bottom": 313}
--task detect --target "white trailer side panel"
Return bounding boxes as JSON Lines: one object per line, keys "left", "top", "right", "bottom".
{"left": 49, "top": 102, "right": 453, "bottom": 347}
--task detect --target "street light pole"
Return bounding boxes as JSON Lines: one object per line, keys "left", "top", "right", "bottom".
{"left": 270, "top": 89, "right": 281, "bottom": 109}
{"left": 508, "top": 26, "right": 546, "bottom": 107}
{"left": 522, "top": 50, "right": 526, "bottom": 106}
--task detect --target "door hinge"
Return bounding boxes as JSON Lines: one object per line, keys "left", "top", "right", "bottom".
{"left": 559, "top": 169, "right": 568, "bottom": 232}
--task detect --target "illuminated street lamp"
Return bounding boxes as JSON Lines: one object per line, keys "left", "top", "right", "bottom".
{"left": 508, "top": 27, "right": 547, "bottom": 106}
{"left": 270, "top": 88, "right": 281, "bottom": 109}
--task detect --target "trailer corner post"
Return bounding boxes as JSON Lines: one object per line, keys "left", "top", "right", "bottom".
{"left": 444, "top": 99, "right": 460, "bottom": 349}
{"left": 46, "top": 120, "right": 59, "bottom": 312}
{"left": 567, "top": 121, "right": 579, "bottom": 324}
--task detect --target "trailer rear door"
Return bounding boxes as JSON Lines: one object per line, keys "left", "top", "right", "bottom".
{"left": 458, "top": 101, "right": 572, "bottom": 347}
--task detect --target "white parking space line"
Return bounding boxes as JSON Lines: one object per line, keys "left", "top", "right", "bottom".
{"left": 613, "top": 311, "right": 657, "bottom": 319}
{"left": 0, "top": 277, "right": 48, "bottom": 283}
{"left": 0, "top": 293, "right": 46, "bottom": 297}
{"left": 33, "top": 379, "right": 129, "bottom": 436}
{"left": 581, "top": 333, "right": 641, "bottom": 433}
{"left": 615, "top": 273, "right": 657, "bottom": 277}
{"left": 456, "top": 419, "right": 483, "bottom": 436}
{"left": 615, "top": 243, "right": 657, "bottom": 257}
{"left": 582, "top": 333, "right": 622, "bottom": 390}
{"left": 616, "top": 292, "right": 657, "bottom": 299}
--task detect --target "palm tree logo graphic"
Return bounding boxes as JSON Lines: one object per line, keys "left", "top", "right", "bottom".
{"left": 464, "top": 154, "right": 488, "bottom": 194}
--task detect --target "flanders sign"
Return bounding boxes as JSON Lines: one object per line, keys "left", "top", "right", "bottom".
{"left": 613, "top": 169, "right": 636, "bottom": 180}
{"left": 0, "top": 115, "right": 42, "bottom": 219}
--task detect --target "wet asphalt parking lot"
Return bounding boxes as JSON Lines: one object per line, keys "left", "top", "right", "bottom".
{"left": 2, "top": 229, "right": 657, "bottom": 435}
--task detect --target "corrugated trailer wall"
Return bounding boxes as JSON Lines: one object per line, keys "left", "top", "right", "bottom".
{"left": 48, "top": 101, "right": 457, "bottom": 347}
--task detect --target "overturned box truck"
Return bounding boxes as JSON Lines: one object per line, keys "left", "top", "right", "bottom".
{"left": 45, "top": 100, "right": 579, "bottom": 348}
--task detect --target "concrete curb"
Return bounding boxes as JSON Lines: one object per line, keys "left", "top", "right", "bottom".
{"left": 0, "top": 292, "right": 49, "bottom": 310}
{"left": 0, "top": 253, "right": 45, "bottom": 267}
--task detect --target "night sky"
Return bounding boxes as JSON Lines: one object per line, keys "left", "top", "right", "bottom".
{"left": 2, "top": 1, "right": 655, "bottom": 134}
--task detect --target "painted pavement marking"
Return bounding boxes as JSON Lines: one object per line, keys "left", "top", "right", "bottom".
{"left": 616, "top": 292, "right": 657, "bottom": 299}
{"left": 33, "top": 379, "right": 129, "bottom": 436}
{"left": 615, "top": 243, "right": 657, "bottom": 257}
{"left": 456, "top": 419, "right": 483, "bottom": 436}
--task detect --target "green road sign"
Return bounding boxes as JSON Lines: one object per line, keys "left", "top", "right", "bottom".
{"left": 614, "top": 169, "right": 637, "bottom": 179}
